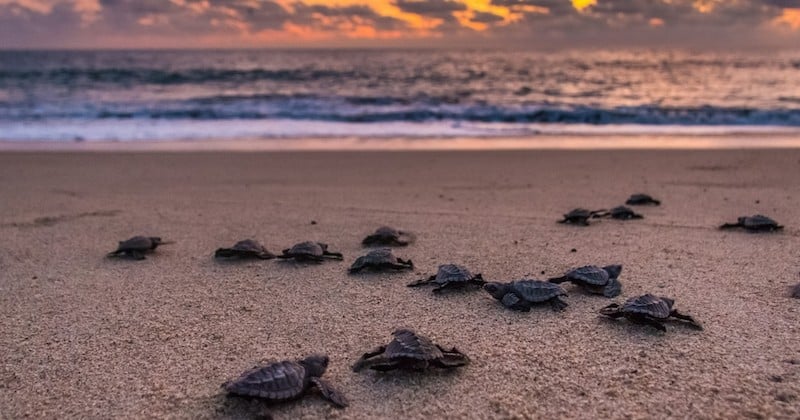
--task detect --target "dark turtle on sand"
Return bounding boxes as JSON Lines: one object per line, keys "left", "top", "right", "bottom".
{"left": 602, "top": 206, "right": 643, "bottom": 220}
{"left": 107, "top": 236, "right": 171, "bottom": 260}
{"left": 278, "top": 241, "right": 343, "bottom": 262}
{"left": 558, "top": 208, "right": 605, "bottom": 226}
{"left": 549, "top": 265, "right": 623, "bottom": 297}
{"left": 791, "top": 283, "right": 800, "bottom": 299}
{"left": 352, "top": 329, "right": 469, "bottom": 372}
{"left": 484, "top": 280, "right": 568, "bottom": 311}
{"left": 224, "top": 354, "right": 347, "bottom": 408}
{"left": 362, "top": 226, "right": 415, "bottom": 247}
{"left": 600, "top": 294, "right": 702, "bottom": 332}
{"left": 407, "top": 264, "right": 485, "bottom": 293}
{"left": 215, "top": 239, "right": 275, "bottom": 260}
{"left": 349, "top": 248, "right": 413, "bottom": 273}
{"left": 720, "top": 215, "right": 783, "bottom": 232}
{"left": 626, "top": 194, "right": 661, "bottom": 206}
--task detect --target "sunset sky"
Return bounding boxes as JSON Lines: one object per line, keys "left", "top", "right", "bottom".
{"left": 1, "top": 0, "right": 799, "bottom": 49}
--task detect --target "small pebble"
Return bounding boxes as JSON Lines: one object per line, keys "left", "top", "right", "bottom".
{"left": 570, "top": 248, "right": 577, "bottom": 253}
{"left": 310, "top": 220, "right": 317, "bottom": 225}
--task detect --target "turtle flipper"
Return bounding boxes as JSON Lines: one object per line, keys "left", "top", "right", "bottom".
{"left": 640, "top": 317, "right": 667, "bottom": 332}
{"left": 599, "top": 303, "right": 624, "bottom": 318}
{"left": 390, "top": 259, "right": 414, "bottom": 270}
{"left": 352, "top": 346, "right": 387, "bottom": 371}
{"left": 548, "top": 276, "right": 569, "bottom": 284}
{"left": 323, "top": 251, "right": 343, "bottom": 260}
{"left": 214, "top": 248, "right": 236, "bottom": 259}
{"left": 431, "top": 282, "right": 451, "bottom": 293}
{"left": 603, "top": 278, "right": 622, "bottom": 298}
{"left": 719, "top": 222, "right": 741, "bottom": 230}
{"left": 501, "top": 293, "right": 521, "bottom": 308}
{"left": 128, "top": 251, "right": 146, "bottom": 260}
{"left": 433, "top": 346, "right": 470, "bottom": 368}
{"left": 310, "top": 377, "right": 348, "bottom": 408}
{"left": 669, "top": 310, "right": 703, "bottom": 330}
{"left": 407, "top": 275, "right": 436, "bottom": 287}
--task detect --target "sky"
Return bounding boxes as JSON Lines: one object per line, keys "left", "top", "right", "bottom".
{"left": 0, "top": 0, "right": 799, "bottom": 49}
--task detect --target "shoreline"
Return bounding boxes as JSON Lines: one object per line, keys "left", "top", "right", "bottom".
{"left": 3, "top": 133, "right": 800, "bottom": 151}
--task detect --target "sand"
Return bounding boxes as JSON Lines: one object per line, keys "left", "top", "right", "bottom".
{"left": 0, "top": 149, "right": 798, "bottom": 419}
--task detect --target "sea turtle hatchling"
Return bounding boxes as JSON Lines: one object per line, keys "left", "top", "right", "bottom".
{"left": 549, "top": 265, "right": 623, "bottom": 297}
{"left": 223, "top": 354, "right": 347, "bottom": 408}
{"left": 720, "top": 215, "right": 783, "bottom": 232}
{"left": 277, "top": 241, "right": 343, "bottom": 262}
{"left": 352, "top": 329, "right": 469, "bottom": 372}
{"left": 600, "top": 294, "right": 702, "bottom": 332}
{"left": 558, "top": 208, "right": 605, "bottom": 226}
{"left": 107, "top": 236, "right": 171, "bottom": 260}
{"left": 407, "top": 264, "right": 485, "bottom": 293}
{"left": 626, "top": 194, "right": 661, "bottom": 206}
{"left": 484, "top": 280, "right": 568, "bottom": 311}
{"left": 349, "top": 248, "right": 413, "bottom": 273}
{"left": 215, "top": 239, "right": 275, "bottom": 260}
{"left": 362, "top": 226, "right": 415, "bottom": 247}
{"left": 601, "top": 206, "right": 643, "bottom": 220}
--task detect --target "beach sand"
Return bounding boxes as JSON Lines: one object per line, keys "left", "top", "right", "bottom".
{"left": 0, "top": 149, "right": 798, "bottom": 419}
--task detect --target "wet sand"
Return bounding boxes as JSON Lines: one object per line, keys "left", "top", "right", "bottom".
{"left": 0, "top": 149, "right": 798, "bottom": 419}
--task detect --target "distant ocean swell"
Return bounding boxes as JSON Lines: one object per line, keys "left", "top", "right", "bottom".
{"left": 2, "top": 50, "right": 800, "bottom": 141}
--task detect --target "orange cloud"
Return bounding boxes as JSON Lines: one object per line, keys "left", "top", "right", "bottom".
{"left": 775, "top": 8, "right": 800, "bottom": 30}
{"left": 572, "top": 0, "right": 596, "bottom": 12}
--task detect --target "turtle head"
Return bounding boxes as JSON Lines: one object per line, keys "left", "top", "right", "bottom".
{"left": 483, "top": 282, "right": 509, "bottom": 300}
{"left": 149, "top": 237, "right": 163, "bottom": 248}
{"left": 602, "top": 265, "right": 623, "bottom": 279}
{"left": 300, "top": 354, "right": 329, "bottom": 377}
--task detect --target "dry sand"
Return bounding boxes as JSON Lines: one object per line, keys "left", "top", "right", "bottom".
{"left": 0, "top": 149, "right": 799, "bottom": 419}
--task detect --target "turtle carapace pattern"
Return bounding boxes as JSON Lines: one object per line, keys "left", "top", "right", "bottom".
{"left": 484, "top": 280, "right": 568, "bottom": 311}
{"left": 349, "top": 248, "right": 414, "bottom": 273}
{"left": 558, "top": 208, "right": 605, "bottom": 226}
{"left": 603, "top": 206, "right": 643, "bottom": 220}
{"left": 107, "top": 236, "right": 170, "bottom": 260}
{"left": 407, "top": 264, "right": 485, "bottom": 293}
{"left": 352, "top": 329, "right": 469, "bottom": 372}
{"left": 362, "top": 226, "right": 415, "bottom": 247}
{"left": 277, "top": 241, "right": 343, "bottom": 262}
{"left": 223, "top": 354, "right": 348, "bottom": 408}
{"left": 215, "top": 239, "right": 275, "bottom": 260}
{"left": 719, "top": 215, "right": 783, "bottom": 232}
{"left": 626, "top": 194, "right": 661, "bottom": 206}
{"left": 599, "top": 294, "right": 702, "bottom": 332}
{"left": 549, "top": 265, "right": 622, "bottom": 297}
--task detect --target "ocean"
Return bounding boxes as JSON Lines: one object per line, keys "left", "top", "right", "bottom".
{"left": 1, "top": 49, "right": 800, "bottom": 143}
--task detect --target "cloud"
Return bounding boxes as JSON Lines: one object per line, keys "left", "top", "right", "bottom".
{"left": 0, "top": 0, "right": 798, "bottom": 48}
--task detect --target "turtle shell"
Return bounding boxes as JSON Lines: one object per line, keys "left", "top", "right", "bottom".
{"left": 360, "top": 248, "right": 397, "bottom": 264}
{"left": 741, "top": 215, "right": 780, "bottom": 229}
{"left": 117, "top": 236, "right": 157, "bottom": 252}
{"left": 511, "top": 280, "right": 567, "bottom": 303}
{"left": 621, "top": 294, "right": 673, "bottom": 319}
{"left": 230, "top": 239, "right": 267, "bottom": 253}
{"left": 565, "top": 208, "right": 592, "bottom": 219}
{"left": 373, "top": 226, "right": 401, "bottom": 238}
{"left": 384, "top": 329, "right": 444, "bottom": 361}
{"left": 224, "top": 360, "right": 309, "bottom": 401}
{"left": 626, "top": 194, "right": 660, "bottom": 205}
{"left": 567, "top": 266, "right": 610, "bottom": 286}
{"left": 286, "top": 241, "right": 325, "bottom": 257}
{"left": 433, "top": 264, "right": 473, "bottom": 284}
{"left": 611, "top": 206, "right": 641, "bottom": 219}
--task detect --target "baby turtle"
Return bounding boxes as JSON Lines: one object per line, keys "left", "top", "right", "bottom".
{"left": 107, "top": 236, "right": 171, "bottom": 260}
{"left": 215, "top": 239, "right": 275, "bottom": 260}
{"left": 558, "top": 208, "right": 605, "bottom": 226}
{"left": 549, "top": 265, "right": 623, "bottom": 297}
{"left": 720, "top": 215, "right": 783, "bottom": 232}
{"left": 407, "top": 264, "right": 485, "bottom": 293}
{"left": 362, "top": 226, "right": 415, "bottom": 247}
{"left": 349, "top": 248, "right": 413, "bottom": 273}
{"left": 602, "top": 206, "right": 643, "bottom": 220}
{"left": 352, "top": 329, "right": 469, "bottom": 372}
{"left": 626, "top": 194, "right": 661, "bottom": 206}
{"left": 277, "top": 241, "right": 343, "bottom": 262}
{"left": 600, "top": 294, "right": 702, "bottom": 332}
{"left": 484, "top": 280, "right": 568, "bottom": 311}
{"left": 224, "top": 354, "right": 347, "bottom": 408}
